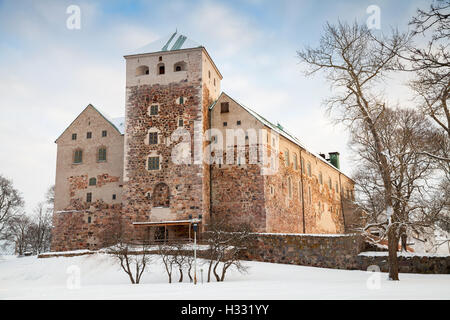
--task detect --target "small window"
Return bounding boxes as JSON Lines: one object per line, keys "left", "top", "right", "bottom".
{"left": 328, "top": 177, "right": 332, "bottom": 189}
{"left": 102, "top": 130, "right": 107, "bottom": 137}
{"left": 308, "top": 186, "right": 312, "bottom": 204}
{"left": 87, "top": 132, "right": 92, "bottom": 139}
{"left": 149, "top": 132, "right": 158, "bottom": 145}
{"left": 88, "top": 216, "right": 91, "bottom": 223}
{"left": 335, "top": 182, "right": 339, "bottom": 193}
{"left": 98, "top": 148, "right": 107, "bottom": 162}
{"left": 284, "top": 150, "right": 290, "bottom": 167}
{"left": 150, "top": 105, "right": 158, "bottom": 115}
{"left": 223, "top": 122, "right": 227, "bottom": 127}
{"left": 208, "top": 70, "right": 211, "bottom": 79}
{"left": 214, "top": 78, "right": 216, "bottom": 86}
{"left": 158, "top": 63, "right": 165, "bottom": 75}
{"left": 178, "top": 119, "right": 183, "bottom": 127}
{"left": 72, "top": 133, "right": 77, "bottom": 140}
{"left": 307, "top": 162, "right": 312, "bottom": 177}
{"left": 159, "top": 56, "right": 162, "bottom": 62}
{"left": 298, "top": 181, "right": 302, "bottom": 201}
{"left": 293, "top": 153, "right": 298, "bottom": 170}
{"left": 176, "top": 65, "right": 181, "bottom": 71}
{"left": 112, "top": 194, "right": 116, "bottom": 200}
{"left": 89, "top": 177, "right": 97, "bottom": 186}
{"left": 73, "top": 150, "right": 83, "bottom": 164}
{"left": 179, "top": 96, "right": 184, "bottom": 104}
{"left": 148, "top": 156, "right": 160, "bottom": 170}
{"left": 237, "top": 120, "right": 241, "bottom": 125}
{"left": 288, "top": 177, "right": 292, "bottom": 198}
{"left": 220, "top": 102, "right": 229, "bottom": 113}
{"left": 319, "top": 172, "right": 323, "bottom": 185}
{"left": 86, "top": 192, "right": 92, "bottom": 203}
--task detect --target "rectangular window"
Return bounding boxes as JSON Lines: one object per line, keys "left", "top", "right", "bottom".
{"left": 149, "top": 132, "right": 158, "bottom": 145}
{"left": 87, "top": 132, "right": 92, "bottom": 139}
{"left": 150, "top": 105, "right": 158, "bottom": 115}
{"left": 223, "top": 122, "right": 227, "bottom": 127}
{"left": 237, "top": 120, "right": 241, "bottom": 125}
{"left": 112, "top": 194, "right": 116, "bottom": 200}
{"left": 178, "top": 119, "right": 183, "bottom": 127}
{"left": 285, "top": 150, "right": 290, "bottom": 167}
{"left": 102, "top": 130, "right": 107, "bottom": 137}
{"left": 86, "top": 192, "right": 92, "bottom": 203}
{"left": 307, "top": 163, "right": 311, "bottom": 177}
{"left": 98, "top": 148, "right": 107, "bottom": 161}
{"left": 88, "top": 216, "right": 91, "bottom": 223}
{"left": 308, "top": 187, "right": 312, "bottom": 204}
{"left": 293, "top": 154, "right": 298, "bottom": 170}
{"left": 148, "top": 157, "right": 160, "bottom": 170}
{"left": 73, "top": 150, "right": 82, "bottom": 164}
{"left": 220, "top": 102, "right": 229, "bottom": 113}
{"left": 319, "top": 172, "right": 323, "bottom": 184}
{"left": 72, "top": 133, "right": 77, "bottom": 140}
{"left": 298, "top": 181, "right": 302, "bottom": 201}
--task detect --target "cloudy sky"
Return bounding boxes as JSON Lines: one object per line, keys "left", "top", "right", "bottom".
{"left": 0, "top": 0, "right": 431, "bottom": 213}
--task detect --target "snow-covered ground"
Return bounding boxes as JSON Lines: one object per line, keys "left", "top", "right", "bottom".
{"left": 0, "top": 253, "right": 449, "bottom": 299}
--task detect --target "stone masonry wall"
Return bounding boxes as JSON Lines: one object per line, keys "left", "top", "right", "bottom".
{"left": 51, "top": 201, "right": 122, "bottom": 252}
{"left": 242, "top": 233, "right": 449, "bottom": 274}
{"left": 243, "top": 233, "right": 365, "bottom": 269}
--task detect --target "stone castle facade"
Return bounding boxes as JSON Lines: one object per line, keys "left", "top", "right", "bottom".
{"left": 51, "top": 32, "right": 355, "bottom": 251}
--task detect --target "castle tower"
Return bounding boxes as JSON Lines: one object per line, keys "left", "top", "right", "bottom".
{"left": 122, "top": 31, "right": 222, "bottom": 240}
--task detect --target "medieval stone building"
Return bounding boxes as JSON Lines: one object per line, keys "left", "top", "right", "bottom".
{"left": 51, "top": 32, "right": 355, "bottom": 251}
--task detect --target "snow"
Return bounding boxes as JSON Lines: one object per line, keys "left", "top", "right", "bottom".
{"left": 1, "top": 253, "right": 449, "bottom": 299}
{"left": 359, "top": 251, "right": 450, "bottom": 258}
{"left": 256, "top": 232, "right": 357, "bottom": 237}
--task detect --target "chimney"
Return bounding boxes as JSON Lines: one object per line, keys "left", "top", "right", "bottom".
{"left": 329, "top": 152, "right": 340, "bottom": 169}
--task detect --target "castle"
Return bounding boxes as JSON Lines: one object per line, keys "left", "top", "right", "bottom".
{"left": 51, "top": 32, "right": 355, "bottom": 251}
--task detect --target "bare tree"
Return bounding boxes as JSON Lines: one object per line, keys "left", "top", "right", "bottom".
{"left": 8, "top": 213, "right": 32, "bottom": 255}
{"left": 406, "top": 1, "right": 450, "bottom": 158}
{"left": 103, "top": 216, "right": 151, "bottom": 284}
{"left": 0, "top": 175, "right": 24, "bottom": 250}
{"left": 204, "top": 217, "right": 253, "bottom": 282}
{"left": 298, "top": 21, "right": 410, "bottom": 280}
{"left": 27, "top": 202, "right": 52, "bottom": 254}
{"left": 352, "top": 107, "right": 442, "bottom": 252}
{"left": 158, "top": 243, "right": 175, "bottom": 283}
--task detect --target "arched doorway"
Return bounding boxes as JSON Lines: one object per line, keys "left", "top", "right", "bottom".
{"left": 153, "top": 183, "right": 170, "bottom": 207}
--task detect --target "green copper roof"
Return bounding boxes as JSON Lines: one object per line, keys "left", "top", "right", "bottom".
{"left": 127, "top": 31, "right": 202, "bottom": 56}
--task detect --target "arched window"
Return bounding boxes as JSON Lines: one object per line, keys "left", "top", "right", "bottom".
{"left": 89, "top": 177, "right": 97, "bottom": 186}
{"left": 153, "top": 183, "right": 170, "bottom": 207}
{"left": 136, "top": 65, "right": 149, "bottom": 76}
{"left": 157, "top": 63, "right": 165, "bottom": 75}
{"left": 73, "top": 149, "right": 83, "bottom": 164}
{"left": 98, "top": 147, "right": 107, "bottom": 162}
{"left": 174, "top": 61, "right": 187, "bottom": 72}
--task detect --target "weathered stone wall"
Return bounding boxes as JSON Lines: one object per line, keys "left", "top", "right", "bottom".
{"left": 243, "top": 233, "right": 365, "bottom": 269}
{"left": 51, "top": 202, "right": 122, "bottom": 252}
{"left": 242, "top": 233, "right": 449, "bottom": 274}
{"left": 356, "top": 253, "right": 450, "bottom": 274}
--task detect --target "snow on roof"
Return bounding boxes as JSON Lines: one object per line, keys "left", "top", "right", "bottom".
{"left": 126, "top": 31, "right": 202, "bottom": 56}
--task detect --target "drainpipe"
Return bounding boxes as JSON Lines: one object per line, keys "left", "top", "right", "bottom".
{"left": 299, "top": 149, "right": 306, "bottom": 233}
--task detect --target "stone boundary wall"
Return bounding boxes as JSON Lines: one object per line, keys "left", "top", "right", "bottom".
{"left": 356, "top": 253, "right": 450, "bottom": 274}
{"left": 241, "top": 233, "right": 449, "bottom": 274}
